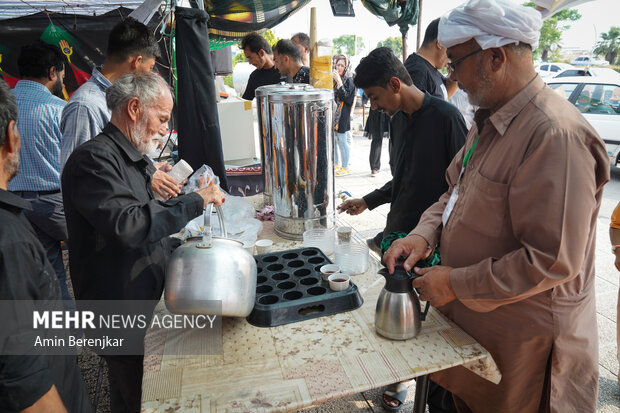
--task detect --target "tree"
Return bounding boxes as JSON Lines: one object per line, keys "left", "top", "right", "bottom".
{"left": 594, "top": 27, "right": 620, "bottom": 65}
{"left": 261, "top": 29, "right": 278, "bottom": 48}
{"left": 377, "top": 36, "right": 403, "bottom": 57}
{"left": 333, "top": 35, "right": 365, "bottom": 56}
{"left": 524, "top": 3, "right": 581, "bottom": 61}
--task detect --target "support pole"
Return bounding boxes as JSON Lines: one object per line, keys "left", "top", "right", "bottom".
{"left": 417, "top": 0, "right": 423, "bottom": 50}
{"left": 309, "top": 7, "right": 317, "bottom": 66}
{"left": 402, "top": 33, "right": 407, "bottom": 62}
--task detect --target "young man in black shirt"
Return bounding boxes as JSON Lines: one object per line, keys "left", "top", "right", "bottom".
{"left": 338, "top": 48, "right": 466, "bottom": 412}
{"left": 0, "top": 78, "right": 92, "bottom": 412}
{"left": 404, "top": 18, "right": 458, "bottom": 100}
{"left": 241, "top": 33, "right": 281, "bottom": 100}
{"left": 273, "top": 39, "right": 310, "bottom": 84}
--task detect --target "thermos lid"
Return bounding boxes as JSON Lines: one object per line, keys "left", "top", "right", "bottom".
{"left": 379, "top": 267, "right": 415, "bottom": 294}
{"left": 267, "top": 85, "right": 333, "bottom": 103}
{"left": 255, "top": 82, "right": 297, "bottom": 97}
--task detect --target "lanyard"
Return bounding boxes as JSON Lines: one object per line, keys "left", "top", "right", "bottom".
{"left": 458, "top": 134, "right": 480, "bottom": 183}
{"left": 462, "top": 134, "right": 480, "bottom": 170}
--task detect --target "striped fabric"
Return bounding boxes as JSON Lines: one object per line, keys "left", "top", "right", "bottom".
{"left": 8, "top": 80, "right": 67, "bottom": 191}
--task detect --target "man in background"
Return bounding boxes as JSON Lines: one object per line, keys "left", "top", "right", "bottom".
{"left": 241, "top": 32, "right": 281, "bottom": 100}
{"left": 273, "top": 39, "right": 310, "bottom": 84}
{"left": 366, "top": 18, "right": 461, "bottom": 258}
{"left": 8, "top": 41, "right": 74, "bottom": 311}
{"left": 60, "top": 17, "right": 180, "bottom": 200}
{"left": 404, "top": 18, "right": 458, "bottom": 100}
{"left": 291, "top": 32, "right": 310, "bottom": 66}
{"left": 0, "top": 77, "right": 92, "bottom": 413}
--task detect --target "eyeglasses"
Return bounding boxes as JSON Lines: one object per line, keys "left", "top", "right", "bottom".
{"left": 447, "top": 48, "right": 483, "bottom": 72}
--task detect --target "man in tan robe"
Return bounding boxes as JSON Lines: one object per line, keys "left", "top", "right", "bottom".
{"left": 383, "top": 0, "right": 610, "bottom": 411}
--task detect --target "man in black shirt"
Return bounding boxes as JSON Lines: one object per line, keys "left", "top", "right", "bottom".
{"left": 273, "top": 39, "right": 310, "bottom": 84}
{"left": 338, "top": 49, "right": 466, "bottom": 412}
{"left": 404, "top": 18, "right": 458, "bottom": 100}
{"left": 340, "top": 47, "right": 465, "bottom": 242}
{"left": 0, "top": 79, "right": 92, "bottom": 412}
{"left": 241, "top": 33, "right": 281, "bottom": 100}
{"left": 291, "top": 32, "right": 310, "bottom": 66}
{"left": 62, "top": 72, "right": 225, "bottom": 412}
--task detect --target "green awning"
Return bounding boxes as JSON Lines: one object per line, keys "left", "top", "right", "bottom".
{"left": 360, "top": 0, "right": 419, "bottom": 35}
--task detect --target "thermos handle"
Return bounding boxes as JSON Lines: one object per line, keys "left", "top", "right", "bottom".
{"left": 420, "top": 301, "right": 430, "bottom": 322}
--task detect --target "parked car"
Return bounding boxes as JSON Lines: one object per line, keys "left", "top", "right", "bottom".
{"left": 553, "top": 68, "right": 594, "bottom": 78}
{"left": 549, "top": 67, "right": 620, "bottom": 80}
{"left": 547, "top": 76, "right": 620, "bottom": 166}
{"left": 536, "top": 63, "right": 574, "bottom": 79}
{"left": 570, "top": 55, "right": 609, "bottom": 66}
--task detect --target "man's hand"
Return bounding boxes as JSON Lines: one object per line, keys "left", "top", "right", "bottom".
{"left": 195, "top": 183, "right": 226, "bottom": 207}
{"left": 152, "top": 170, "right": 182, "bottom": 200}
{"left": 383, "top": 234, "right": 432, "bottom": 273}
{"left": 337, "top": 198, "right": 368, "bottom": 215}
{"left": 154, "top": 161, "right": 172, "bottom": 173}
{"left": 412, "top": 265, "right": 456, "bottom": 307}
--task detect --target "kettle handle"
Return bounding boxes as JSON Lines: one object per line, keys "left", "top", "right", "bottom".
{"left": 199, "top": 204, "right": 228, "bottom": 248}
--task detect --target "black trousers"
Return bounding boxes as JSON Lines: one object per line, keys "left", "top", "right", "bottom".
{"left": 103, "top": 355, "right": 144, "bottom": 413}
{"left": 369, "top": 134, "right": 383, "bottom": 171}
{"left": 428, "top": 380, "right": 458, "bottom": 413}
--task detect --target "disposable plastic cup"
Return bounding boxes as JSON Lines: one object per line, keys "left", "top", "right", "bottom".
{"left": 302, "top": 228, "right": 335, "bottom": 255}
{"left": 334, "top": 243, "right": 369, "bottom": 275}
{"left": 255, "top": 239, "right": 273, "bottom": 254}
{"left": 320, "top": 264, "right": 342, "bottom": 281}
{"left": 336, "top": 226, "right": 352, "bottom": 243}
{"left": 328, "top": 273, "right": 350, "bottom": 291}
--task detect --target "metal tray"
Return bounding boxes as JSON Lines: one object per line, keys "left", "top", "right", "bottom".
{"left": 247, "top": 247, "right": 363, "bottom": 327}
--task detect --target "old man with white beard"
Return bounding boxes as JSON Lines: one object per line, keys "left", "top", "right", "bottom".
{"left": 383, "top": 0, "right": 609, "bottom": 411}
{"left": 61, "top": 71, "right": 225, "bottom": 413}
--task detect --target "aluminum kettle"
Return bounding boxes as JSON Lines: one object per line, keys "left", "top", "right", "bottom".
{"left": 375, "top": 266, "right": 430, "bottom": 340}
{"left": 165, "top": 204, "right": 257, "bottom": 317}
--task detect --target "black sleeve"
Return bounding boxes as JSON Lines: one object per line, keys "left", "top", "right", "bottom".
{"left": 446, "top": 108, "right": 468, "bottom": 161}
{"left": 0, "top": 243, "right": 55, "bottom": 412}
{"left": 63, "top": 149, "right": 204, "bottom": 249}
{"left": 363, "top": 180, "right": 393, "bottom": 210}
{"left": 242, "top": 71, "right": 257, "bottom": 100}
{"left": 334, "top": 77, "right": 355, "bottom": 105}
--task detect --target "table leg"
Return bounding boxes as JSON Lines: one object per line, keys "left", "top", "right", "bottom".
{"left": 413, "top": 374, "right": 430, "bottom": 413}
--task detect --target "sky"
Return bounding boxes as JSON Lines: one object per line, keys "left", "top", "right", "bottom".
{"left": 271, "top": 0, "right": 620, "bottom": 55}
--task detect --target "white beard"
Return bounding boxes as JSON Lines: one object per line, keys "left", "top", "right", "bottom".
{"left": 6, "top": 152, "right": 20, "bottom": 181}
{"left": 130, "top": 117, "right": 159, "bottom": 155}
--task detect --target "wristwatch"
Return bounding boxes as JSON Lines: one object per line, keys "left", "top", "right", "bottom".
{"left": 612, "top": 244, "right": 620, "bottom": 253}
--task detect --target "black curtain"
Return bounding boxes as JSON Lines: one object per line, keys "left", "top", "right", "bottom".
{"left": 175, "top": 7, "right": 228, "bottom": 191}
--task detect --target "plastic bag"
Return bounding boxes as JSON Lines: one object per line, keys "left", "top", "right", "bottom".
{"left": 183, "top": 164, "right": 220, "bottom": 194}
{"left": 180, "top": 191, "right": 262, "bottom": 243}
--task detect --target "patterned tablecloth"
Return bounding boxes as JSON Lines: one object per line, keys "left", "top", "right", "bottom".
{"left": 141, "top": 221, "right": 501, "bottom": 412}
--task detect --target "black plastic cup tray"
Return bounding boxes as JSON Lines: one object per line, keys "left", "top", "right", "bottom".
{"left": 247, "top": 247, "right": 364, "bottom": 327}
